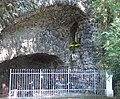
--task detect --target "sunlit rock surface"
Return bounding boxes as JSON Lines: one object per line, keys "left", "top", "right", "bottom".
{"left": 0, "top": 5, "right": 99, "bottom": 70}
{"left": 0, "top": 1, "right": 101, "bottom": 95}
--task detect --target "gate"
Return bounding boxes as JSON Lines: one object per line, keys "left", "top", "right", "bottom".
{"left": 9, "top": 69, "right": 106, "bottom": 98}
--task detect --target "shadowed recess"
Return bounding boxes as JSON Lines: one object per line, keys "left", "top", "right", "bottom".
{"left": 0, "top": 53, "right": 63, "bottom": 75}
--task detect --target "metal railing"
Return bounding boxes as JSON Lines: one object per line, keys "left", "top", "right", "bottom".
{"left": 9, "top": 69, "right": 106, "bottom": 98}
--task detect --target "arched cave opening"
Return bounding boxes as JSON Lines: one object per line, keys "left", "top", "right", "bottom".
{"left": 0, "top": 53, "right": 63, "bottom": 95}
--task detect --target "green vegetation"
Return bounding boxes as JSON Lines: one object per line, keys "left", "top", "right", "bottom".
{"left": 92, "top": 0, "right": 120, "bottom": 71}
{"left": 92, "top": 0, "right": 120, "bottom": 95}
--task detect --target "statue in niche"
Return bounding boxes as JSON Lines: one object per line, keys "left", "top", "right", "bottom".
{"left": 69, "top": 21, "right": 80, "bottom": 53}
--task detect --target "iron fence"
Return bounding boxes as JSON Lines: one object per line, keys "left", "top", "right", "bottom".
{"left": 9, "top": 69, "right": 106, "bottom": 98}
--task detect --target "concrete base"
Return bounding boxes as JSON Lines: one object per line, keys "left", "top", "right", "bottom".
{"left": 106, "top": 90, "right": 114, "bottom": 97}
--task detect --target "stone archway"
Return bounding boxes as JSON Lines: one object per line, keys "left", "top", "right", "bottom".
{"left": 0, "top": 5, "right": 88, "bottom": 94}
{"left": 0, "top": 2, "right": 101, "bottom": 97}
{"left": 0, "top": 4, "right": 100, "bottom": 74}
{"left": 0, "top": 5, "right": 87, "bottom": 67}
{"left": 0, "top": 53, "right": 63, "bottom": 94}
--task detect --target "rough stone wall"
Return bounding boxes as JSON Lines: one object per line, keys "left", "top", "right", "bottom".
{"left": 0, "top": 1, "right": 102, "bottom": 93}
{"left": 0, "top": 1, "right": 100, "bottom": 70}
{"left": 81, "top": 19, "right": 100, "bottom": 69}
{"left": 0, "top": 6, "right": 86, "bottom": 68}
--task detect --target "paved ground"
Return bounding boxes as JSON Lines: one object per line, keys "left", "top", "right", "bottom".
{"left": 0, "top": 96, "right": 118, "bottom": 99}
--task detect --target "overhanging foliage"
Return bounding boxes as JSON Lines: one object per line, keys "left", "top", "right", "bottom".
{"left": 92, "top": 0, "right": 120, "bottom": 76}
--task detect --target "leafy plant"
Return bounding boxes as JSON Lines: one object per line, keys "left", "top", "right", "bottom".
{"left": 92, "top": 0, "right": 120, "bottom": 82}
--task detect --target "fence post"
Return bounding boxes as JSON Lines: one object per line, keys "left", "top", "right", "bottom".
{"left": 106, "top": 71, "right": 113, "bottom": 97}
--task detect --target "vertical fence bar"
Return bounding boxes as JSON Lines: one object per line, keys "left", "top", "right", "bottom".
{"left": 15, "top": 69, "right": 16, "bottom": 89}
{"left": 68, "top": 68, "right": 70, "bottom": 95}
{"left": 24, "top": 69, "right": 26, "bottom": 96}
{"left": 94, "top": 70, "right": 96, "bottom": 94}
{"left": 40, "top": 69, "right": 41, "bottom": 97}
{"left": 9, "top": 69, "right": 12, "bottom": 98}
{"left": 32, "top": 69, "right": 34, "bottom": 96}
{"left": 53, "top": 69, "right": 55, "bottom": 94}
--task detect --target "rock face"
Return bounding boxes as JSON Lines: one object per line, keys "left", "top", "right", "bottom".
{"left": 0, "top": 1, "right": 101, "bottom": 96}
{"left": 0, "top": 5, "right": 99, "bottom": 69}
{"left": 0, "top": 1, "right": 100, "bottom": 89}
{"left": 0, "top": 6, "right": 85, "bottom": 67}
